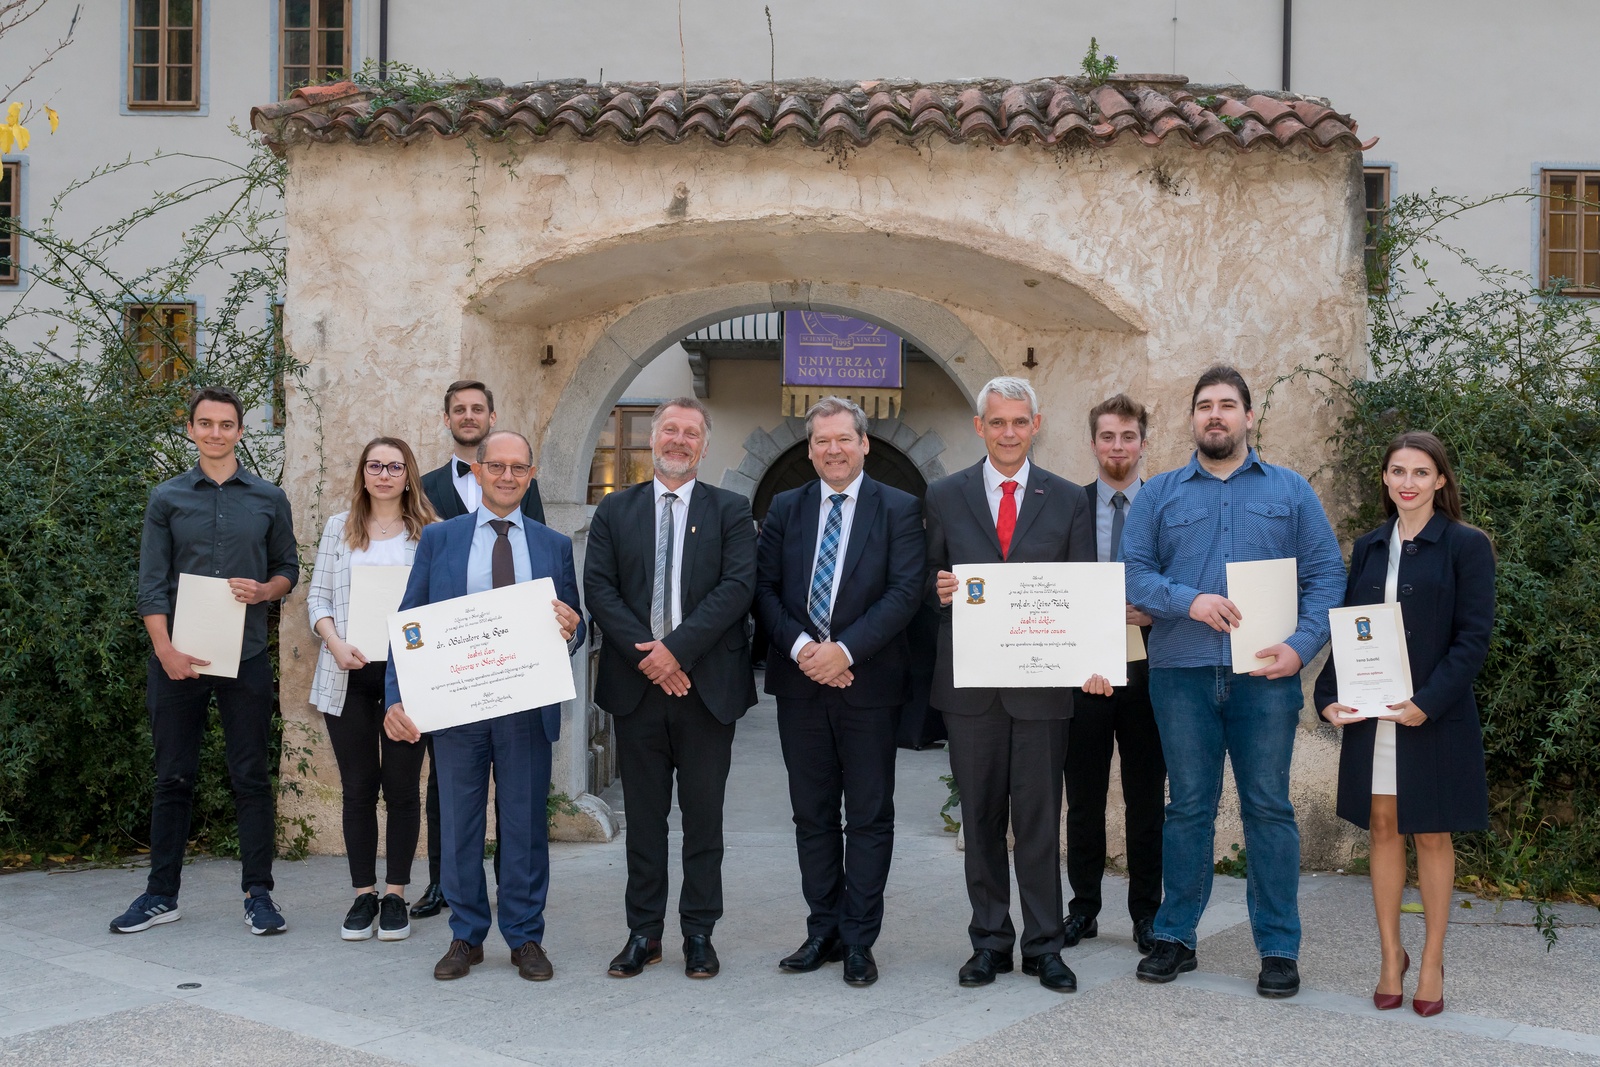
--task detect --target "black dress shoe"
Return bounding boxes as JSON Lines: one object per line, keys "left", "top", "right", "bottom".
{"left": 1022, "top": 952, "right": 1078, "bottom": 993}
{"left": 1133, "top": 918, "right": 1157, "bottom": 955}
{"left": 683, "top": 934, "right": 720, "bottom": 978}
{"left": 409, "top": 883, "right": 446, "bottom": 919}
{"left": 607, "top": 933, "right": 663, "bottom": 978}
{"left": 842, "top": 945, "right": 877, "bottom": 987}
{"left": 1062, "top": 914, "right": 1098, "bottom": 947}
{"left": 957, "top": 949, "right": 1014, "bottom": 988}
{"left": 779, "top": 935, "right": 844, "bottom": 973}
{"left": 1136, "top": 940, "right": 1197, "bottom": 983}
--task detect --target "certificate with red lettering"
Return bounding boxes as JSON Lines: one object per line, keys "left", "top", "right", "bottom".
{"left": 386, "top": 578, "right": 576, "bottom": 732}
{"left": 951, "top": 562, "right": 1128, "bottom": 688}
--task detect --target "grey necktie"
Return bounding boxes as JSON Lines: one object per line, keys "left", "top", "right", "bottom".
{"left": 1110, "top": 490, "right": 1128, "bottom": 562}
{"left": 650, "top": 492, "right": 678, "bottom": 640}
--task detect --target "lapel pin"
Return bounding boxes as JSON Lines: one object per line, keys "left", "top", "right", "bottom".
{"left": 691, "top": 526, "right": 697, "bottom": 534}
{"left": 1034, "top": 489, "right": 1045, "bottom": 495}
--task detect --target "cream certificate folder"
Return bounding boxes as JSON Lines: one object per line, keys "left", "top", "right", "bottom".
{"left": 1226, "top": 558, "right": 1298, "bottom": 673}
{"left": 171, "top": 573, "right": 246, "bottom": 678}
{"left": 952, "top": 562, "right": 1128, "bottom": 688}
{"left": 1329, "top": 603, "right": 1414, "bottom": 716}
{"left": 346, "top": 566, "right": 412, "bottom": 661}
{"left": 1127, "top": 625, "right": 1147, "bottom": 663}
{"left": 387, "top": 578, "right": 577, "bottom": 733}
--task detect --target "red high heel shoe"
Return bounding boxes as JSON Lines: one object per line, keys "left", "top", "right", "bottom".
{"left": 1373, "top": 951, "right": 1410, "bottom": 1011}
{"left": 1412, "top": 963, "right": 1444, "bottom": 1017}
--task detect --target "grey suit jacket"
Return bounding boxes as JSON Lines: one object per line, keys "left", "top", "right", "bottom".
{"left": 923, "top": 459, "right": 1094, "bottom": 720}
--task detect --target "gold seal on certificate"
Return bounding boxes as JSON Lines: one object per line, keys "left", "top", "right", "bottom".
{"left": 951, "top": 562, "right": 1128, "bottom": 688}
{"left": 387, "top": 577, "right": 577, "bottom": 732}
{"left": 1328, "top": 602, "right": 1415, "bottom": 716}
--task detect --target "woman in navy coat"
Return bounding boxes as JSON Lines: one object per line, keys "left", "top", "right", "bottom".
{"left": 1315, "top": 431, "right": 1494, "bottom": 1019}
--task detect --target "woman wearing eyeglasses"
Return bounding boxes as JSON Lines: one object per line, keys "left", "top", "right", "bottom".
{"left": 308, "top": 437, "right": 440, "bottom": 942}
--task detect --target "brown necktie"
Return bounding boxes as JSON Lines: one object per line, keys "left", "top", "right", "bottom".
{"left": 488, "top": 519, "right": 515, "bottom": 588}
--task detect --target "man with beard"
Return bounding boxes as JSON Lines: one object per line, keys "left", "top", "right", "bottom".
{"left": 1062, "top": 393, "right": 1165, "bottom": 957}
{"left": 584, "top": 397, "right": 757, "bottom": 981}
{"left": 1121, "top": 365, "right": 1343, "bottom": 999}
{"left": 412, "top": 380, "right": 546, "bottom": 919}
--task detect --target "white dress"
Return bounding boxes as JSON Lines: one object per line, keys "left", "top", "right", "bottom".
{"left": 1371, "top": 524, "right": 1402, "bottom": 795}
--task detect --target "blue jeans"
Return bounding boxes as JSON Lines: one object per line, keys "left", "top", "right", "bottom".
{"left": 1148, "top": 667, "right": 1303, "bottom": 959}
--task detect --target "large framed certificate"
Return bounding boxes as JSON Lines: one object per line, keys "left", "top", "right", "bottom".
{"left": 1328, "top": 603, "right": 1414, "bottom": 717}
{"left": 386, "top": 578, "right": 577, "bottom": 732}
{"left": 951, "top": 562, "right": 1127, "bottom": 688}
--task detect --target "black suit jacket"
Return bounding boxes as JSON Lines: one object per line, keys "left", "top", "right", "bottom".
{"left": 924, "top": 460, "right": 1094, "bottom": 720}
{"left": 584, "top": 479, "right": 758, "bottom": 725}
{"left": 1313, "top": 513, "right": 1494, "bottom": 833}
{"left": 421, "top": 461, "right": 545, "bottom": 524}
{"left": 755, "top": 475, "right": 926, "bottom": 708}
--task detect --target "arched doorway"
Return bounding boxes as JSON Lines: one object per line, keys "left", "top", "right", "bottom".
{"left": 752, "top": 435, "right": 928, "bottom": 522}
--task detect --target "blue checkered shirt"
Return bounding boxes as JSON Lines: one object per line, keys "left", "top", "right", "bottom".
{"left": 1121, "top": 449, "right": 1345, "bottom": 669}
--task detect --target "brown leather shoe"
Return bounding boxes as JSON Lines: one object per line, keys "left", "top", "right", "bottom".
{"left": 433, "top": 939, "right": 483, "bottom": 980}
{"left": 512, "top": 940, "right": 553, "bottom": 981}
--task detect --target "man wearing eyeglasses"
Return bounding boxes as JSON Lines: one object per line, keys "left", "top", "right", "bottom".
{"left": 384, "top": 430, "right": 584, "bottom": 983}
{"left": 413, "top": 380, "right": 546, "bottom": 919}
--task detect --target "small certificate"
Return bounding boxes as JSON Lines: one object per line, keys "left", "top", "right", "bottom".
{"left": 1329, "top": 603, "right": 1415, "bottom": 716}
{"left": 1127, "top": 624, "right": 1147, "bottom": 663}
{"left": 1226, "top": 558, "right": 1298, "bottom": 673}
{"left": 387, "top": 578, "right": 577, "bottom": 732}
{"left": 171, "top": 573, "right": 246, "bottom": 679}
{"left": 346, "top": 565, "right": 411, "bottom": 661}
{"left": 952, "top": 562, "right": 1127, "bottom": 688}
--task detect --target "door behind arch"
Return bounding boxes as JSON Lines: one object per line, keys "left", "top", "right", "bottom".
{"left": 751, "top": 436, "right": 927, "bottom": 523}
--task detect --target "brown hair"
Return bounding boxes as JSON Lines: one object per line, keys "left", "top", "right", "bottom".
{"left": 1190, "top": 365, "right": 1252, "bottom": 412}
{"left": 1380, "top": 430, "right": 1463, "bottom": 522}
{"left": 188, "top": 385, "right": 243, "bottom": 424}
{"left": 1087, "top": 393, "right": 1148, "bottom": 440}
{"left": 444, "top": 379, "right": 494, "bottom": 413}
{"left": 345, "top": 437, "right": 439, "bottom": 551}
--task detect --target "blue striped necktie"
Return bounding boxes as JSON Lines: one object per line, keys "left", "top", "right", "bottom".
{"left": 807, "top": 493, "right": 847, "bottom": 641}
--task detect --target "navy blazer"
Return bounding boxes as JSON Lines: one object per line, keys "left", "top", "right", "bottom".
{"left": 584, "top": 479, "right": 758, "bottom": 725}
{"left": 420, "top": 461, "right": 545, "bottom": 525}
{"left": 755, "top": 475, "right": 926, "bottom": 708}
{"left": 1313, "top": 513, "right": 1494, "bottom": 833}
{"left": 924, "top": 460, "right": 1094, "bottom": 721}
{"left": 384, "top": 511, "right": 583, "bottom": 744}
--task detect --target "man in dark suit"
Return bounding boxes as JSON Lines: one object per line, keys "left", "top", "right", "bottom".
{"left": 383, "top": 430, "right": 583, "bottom": 982}
{"left": 926, "top": 376, "right": 1111, "bottom": 994}
{"left": 412, "top": 379, "right": 545, "bottom": 919}
{"left": 1063, "top": 393, "right": 1165, "bottom": 956}
{"left": 584, "top": 397, "right": 757, "bottom": 981}
{"left": 755, "top": 397, "right": 925, "bottom": 987}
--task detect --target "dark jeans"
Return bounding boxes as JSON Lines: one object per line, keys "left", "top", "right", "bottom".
{"left": 614, "top": 686, "right": 736, "bottom": 939}
{"left": 323, "top": 662, "right": 426, "bottom": 889}
{"left": 1064, "top": 664, "right": 1166, "bottom": 924}
{"left": 145, "top": 650, "right": 276, "bottom": 898}
{"left": 776, "top": 693, "right": 898, "bottom": 946}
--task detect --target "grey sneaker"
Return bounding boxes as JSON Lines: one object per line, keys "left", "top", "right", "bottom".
{"left": 244, "top": 886, "right": 287, "bottom": 935}
{"left": 110, "top": 893, "right": 181, "bottom": 934}
{"left": 341, "top": 892, "right": 379, "bottom": 941}
{"left": 377, "top": 893, "right": 411, "bottom": 942}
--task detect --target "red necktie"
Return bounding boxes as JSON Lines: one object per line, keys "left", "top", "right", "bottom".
{"left": 997, "top": 480, "right": 1018, "bottom": 559}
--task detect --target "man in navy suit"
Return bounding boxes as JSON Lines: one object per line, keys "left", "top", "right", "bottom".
{"left": 755, "top": 397, "right": 925, "bottom": 987}
{"left": 384, "top": 430, "right": 583, "bottom": 983}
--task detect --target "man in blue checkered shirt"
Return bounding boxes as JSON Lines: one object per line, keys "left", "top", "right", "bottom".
{"left": 1121, "top": 365, "right": 1344, "bottom": 1000}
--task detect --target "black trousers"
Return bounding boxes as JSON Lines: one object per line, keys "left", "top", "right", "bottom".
{"left": 776, "top": 693, "right": 898, "bottom": 946}
{"left": 614, "top": 686, "right": 736, "bottom": 939}
{"left": 425, "top": 737, "right": 501, "bottom": 885}
{"left": 1063, "top": 664, "right": 1166, "bottom": 924}
{"left": 145, "top": 650, "right": 276, "bottom": 898}
{"left": 944, "top": 699, "right": 1068, "bottom": 957}
{"left": 324, "top": 662, "right": 426, "bottom": 889}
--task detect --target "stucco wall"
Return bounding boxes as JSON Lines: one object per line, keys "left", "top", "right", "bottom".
{"left": 276, "top": 128, "right": 1366, "bottom": 864}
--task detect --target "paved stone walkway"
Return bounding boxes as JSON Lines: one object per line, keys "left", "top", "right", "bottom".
{"left": 2, "top": 694, "right": 1597, "bottom": 1066}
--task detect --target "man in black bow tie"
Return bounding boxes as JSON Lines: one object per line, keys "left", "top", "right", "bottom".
{"left": 412, "top": 379, "right": 547, "bottom": 919}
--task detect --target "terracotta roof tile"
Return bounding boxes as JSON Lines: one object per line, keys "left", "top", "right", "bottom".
{"left": 252, "top": 76, "right": 1374, "bottom": 155}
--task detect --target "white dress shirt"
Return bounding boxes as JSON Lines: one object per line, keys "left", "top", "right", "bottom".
{"left": 789, "top": 472, "right": 864, "bottom": 665}
{"left": 451, "top": 458, "right": 482, "bottom": 514}
{"left": 653, "top": 477, "right": 694, "bottom": 631}
{"left": 981, "top": 456, "right": 1032, "bottom": 526}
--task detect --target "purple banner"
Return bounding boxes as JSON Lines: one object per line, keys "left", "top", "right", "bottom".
{"left": 782, "top": 312, "right": 903, "bottom": 388}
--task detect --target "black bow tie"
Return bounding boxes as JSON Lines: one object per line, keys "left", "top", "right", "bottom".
{"left": 456, "top": 460, "right": 472, "bottom": 477}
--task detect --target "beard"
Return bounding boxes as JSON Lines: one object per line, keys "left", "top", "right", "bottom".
{"left": 1195, "top": 427, "right": 1244, "bottom": 461}
{"left": 451, "top": 424, "right": 488, "bottom": 448}
{"left": 1100, "top": 457, "right": 1135, "bottom": 482}
{"left": 654, "top": 451, "right": 699, "bottom": 481}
